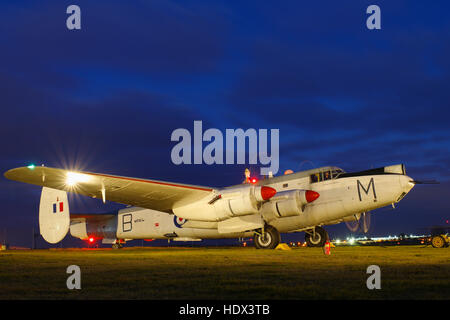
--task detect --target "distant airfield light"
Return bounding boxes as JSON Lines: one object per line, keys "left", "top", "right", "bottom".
{"left": 335, "top": 239, "right": 341, "bottom": 244}
{"left": 88, "top": 237, "right": 95, "bottom": 243}
{"left": 66, "top": 171, "right": 91, "bottom": 186}
{"left": 250, "top": 178, "right": 258, "bottom": 184}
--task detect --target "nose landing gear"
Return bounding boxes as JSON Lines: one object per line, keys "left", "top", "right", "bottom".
{"left": 305, "top": 226, "right": 329, "bottom": 247}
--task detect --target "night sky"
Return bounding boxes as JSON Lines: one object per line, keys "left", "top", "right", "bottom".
{"left": 1, "top": 1, "right": 449, "bottom": 247}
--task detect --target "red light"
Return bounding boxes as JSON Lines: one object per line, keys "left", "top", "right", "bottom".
{"left": 305, "top": 190, "right": 320, "bottom": 203}
{"left": 251, "top": 178, "right": 257, "bottom": 184}
{"left": 88, "top": 237, "right": 94, "bottom": 243}
{"left": 260, "top": 186, "right": 277, "bottom": 200}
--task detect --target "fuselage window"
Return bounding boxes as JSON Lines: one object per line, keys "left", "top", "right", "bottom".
{"left": 323, "top": 171, "right": 331, "bottom": 181}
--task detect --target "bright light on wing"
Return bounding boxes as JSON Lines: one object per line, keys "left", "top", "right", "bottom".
{"left": 66, "top": 171, "right": 91, "bottom": 186}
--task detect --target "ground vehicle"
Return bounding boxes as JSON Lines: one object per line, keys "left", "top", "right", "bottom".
{"left": 429, "top": 226, "right": 450, "bottom": 248}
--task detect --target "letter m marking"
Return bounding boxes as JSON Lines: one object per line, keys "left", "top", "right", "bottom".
{"left": 357, "top": 178, "right": 377, "bottom": 202}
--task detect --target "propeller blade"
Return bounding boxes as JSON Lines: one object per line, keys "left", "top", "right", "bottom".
{"left": 345, "top": 214, "right": 361, "bottom": 232}
{"left": 361, "top": 212, "right": 371, "bottom": 234}
{"left": 345, "top": 220, "right": 360, "bottom": 232}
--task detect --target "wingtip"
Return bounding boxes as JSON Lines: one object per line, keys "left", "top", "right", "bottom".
{"left": 3, "top": 167, "right": 35, "bottom": 181}
{"left": 3, "top": 168, "right": 18, "bottom": 180}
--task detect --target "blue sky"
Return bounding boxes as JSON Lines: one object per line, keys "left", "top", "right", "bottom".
{"left": 1, "top": 0, "right": 449, "bottom": 246}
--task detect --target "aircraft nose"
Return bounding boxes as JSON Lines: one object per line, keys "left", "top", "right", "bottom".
{"left": 400, "top": 175, "right": 415, "bottom": 193}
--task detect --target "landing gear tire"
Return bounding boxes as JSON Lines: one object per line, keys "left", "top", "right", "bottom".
{"left": 112, "top": 243, "right": 123, "bottom": 249}
{"left": 431, "top": 235, "right": 447, "bottom": 248}
{"left": 254, "top": 225, "right": 281, "bottom": 249}
{"left": 305, "top": 227, "right": 329, "bottom": 247}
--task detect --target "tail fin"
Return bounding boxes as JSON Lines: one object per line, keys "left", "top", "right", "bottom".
{"left": 39, "top": 187, "right": 70, "bottom": 243}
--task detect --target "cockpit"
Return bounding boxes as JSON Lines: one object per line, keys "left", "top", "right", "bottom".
{"left": 310, "top": 168, "right": 345, "bottom": 183}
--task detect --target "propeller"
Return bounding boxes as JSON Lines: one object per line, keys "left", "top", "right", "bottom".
{"left": 345, "top": 212, "right": 371, "bottom": 234}
{"left": 360, "top": 212, "right": 371, "bottom": 233}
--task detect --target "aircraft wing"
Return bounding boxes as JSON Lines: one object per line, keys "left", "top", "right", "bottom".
{"left": 4, "top": 166, "right": 214, "bottom": 212}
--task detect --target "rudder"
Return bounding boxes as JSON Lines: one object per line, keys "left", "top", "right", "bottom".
{"left": 39, "top": 187, "right": 70, "bottom": 243}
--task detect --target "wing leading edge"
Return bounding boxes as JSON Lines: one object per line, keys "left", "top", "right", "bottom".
{"left": 4, "top": 166, "right": 214, "bottom": 212}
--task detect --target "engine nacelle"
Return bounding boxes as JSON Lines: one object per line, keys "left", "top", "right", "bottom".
{"left": 173, "top": 185, "right": 277, "bottom": 221}
{"left": 213, "top": 185, "right": 277, "bottom": 220}
{"left": 261, "top": 189, "right": 320, "bottom": 221}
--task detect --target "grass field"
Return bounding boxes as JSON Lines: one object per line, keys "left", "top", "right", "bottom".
{"left": 0, "top": 245, "right": 449, "bottom": 300}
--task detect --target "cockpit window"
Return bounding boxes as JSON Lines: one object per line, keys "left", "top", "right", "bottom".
{"left": 332, "top": 169, "right": 344, "bottom": 178}
{"left": 310, "top": 173, "right": 320, "bottom": 183}
{"left": 311, "top": 170, "right": 340, "bottom": 183}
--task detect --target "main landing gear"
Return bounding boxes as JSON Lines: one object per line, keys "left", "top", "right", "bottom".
{"left": 112, "top": 240, "right": 124, "bottom": 249}
{"left": 305, "top": 226, "right": 329, "bottom": 247}
{"left": 254, "top": 225, "right": 281, "bottom": 249}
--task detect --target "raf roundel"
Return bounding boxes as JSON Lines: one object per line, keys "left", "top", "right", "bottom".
{"left": 174, "top": 215, "right": 187, "bottom": 228}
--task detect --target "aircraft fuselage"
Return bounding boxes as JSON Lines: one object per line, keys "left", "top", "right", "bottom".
{"left": 70, "top": 164, "right": 415, "bottom": 244}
